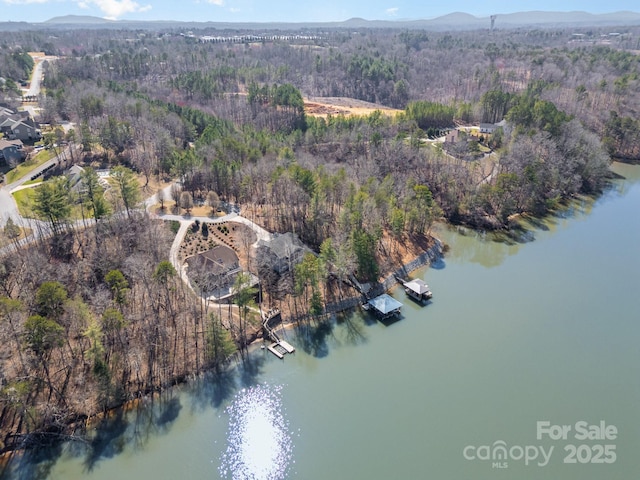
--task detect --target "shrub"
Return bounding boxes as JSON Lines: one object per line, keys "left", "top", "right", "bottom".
{"left": 169, "top": 221, "right": 180, "bottom": 234}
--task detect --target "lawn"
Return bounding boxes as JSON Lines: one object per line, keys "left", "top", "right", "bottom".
{"left": 5, "top": 150, "right": 54, "bottom": 184}
{"left": 13, "top": 181, "right": 97, "bottom": 222}
{"left": 12, "top": 188, "right": 36, "bottom": 218}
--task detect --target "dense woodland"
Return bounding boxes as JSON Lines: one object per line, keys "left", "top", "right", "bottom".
{"left": 1, "top": 24, "right": 639, "bottom": 453}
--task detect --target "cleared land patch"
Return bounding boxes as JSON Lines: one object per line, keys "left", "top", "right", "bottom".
{"left": 305, "top": 96, "right": 401, "bottom": 118}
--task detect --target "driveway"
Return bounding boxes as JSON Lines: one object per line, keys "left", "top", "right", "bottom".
{"left": 0, "top": 146, "right": 72, "bottom": 228}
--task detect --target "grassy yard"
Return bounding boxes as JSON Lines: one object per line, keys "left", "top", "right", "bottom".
{"left": 12, "top": 188, "right": 36, "bottom": 218}
{"left": 13, "top": 181, "right": 94, "bottom": 222}
{"left": 5, "top": 150, "right": 54, "bottom": 184}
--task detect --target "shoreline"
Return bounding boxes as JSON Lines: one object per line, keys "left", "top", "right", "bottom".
{"left": 254, "top": 237, "right": 444, "bottom": 345}
{"left": 0, "top": 234, "right": 443, "bottom": 458}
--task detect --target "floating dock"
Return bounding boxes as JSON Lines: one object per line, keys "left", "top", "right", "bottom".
{"left": 262, "top": 308, "right": 296, "bottom": 359}
{"left": 267, "top": 344, "right": 285, "bottom": 359}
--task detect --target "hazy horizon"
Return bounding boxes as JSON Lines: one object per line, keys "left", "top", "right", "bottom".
{"left": 1, "top": 0, "right": 638, "bottom": 24}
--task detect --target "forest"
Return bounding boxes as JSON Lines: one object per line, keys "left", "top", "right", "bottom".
{"left": 0, "top": 24, "right": 639, "bottom": 453}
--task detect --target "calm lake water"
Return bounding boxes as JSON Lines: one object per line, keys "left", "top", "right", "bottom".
{"left": 6, "top": 163, "right": 640, "bottom": 480}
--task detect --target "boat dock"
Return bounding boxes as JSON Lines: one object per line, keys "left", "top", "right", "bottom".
{"left": 267, "top": 339, "right": 296, "bottom": 359}
{"left": 400, "top": 277, "right": 433, "bottom": 303}
{"left": 365, "top": 293, "right": 403, "bottom": 320}
{"left": 262, "top": 308, "right": 295, "bottom": 359}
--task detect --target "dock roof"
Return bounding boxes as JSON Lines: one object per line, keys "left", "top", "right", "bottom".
{"left": 368, "top": 294, "right": 403, "bottom": 315}
{"left": 404, "top": 279, "right": 431, "bottom": 295}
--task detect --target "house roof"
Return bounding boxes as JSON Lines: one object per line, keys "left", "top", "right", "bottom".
{"left": 258, "top": 232, "right": 306, "bottom": 260}
{"left": 188, "top": 244, "right": 239, "bottom": 276}
{"left": 368, "top": 294, "right": 403, "bottom": 315}
{"left": 9, "top": 119, "right": 36, "bottom": 131}
{"left": 404, "top": 279, "right": 431, "bottom": 295}
{"left": 68, "top": 164, "right": 85, "bottom": 177}
{"left": 0, "top": 139, "right": 23, "bottom": 150}
{"left": 0, "top": 117, "right": 15, "bottom": 128}
{"left": 0, "top": 109, "right": 36, "bottom": 131}
{"left": 67, "top": 165, "right": 85, "bottom": 190}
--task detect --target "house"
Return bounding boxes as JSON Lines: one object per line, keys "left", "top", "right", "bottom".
{"left": 445, "top": 129, "right": 460, "bottom": 143}
{"left": 480, "top": 123, "right": 498, "bottom": 134}
{"left": 66, "top": 165, "right": 85, "bottom": 191}
{"left": 0, "top": 107, "right": 41, "bottom": 143}
{"left": 479, "top": 120, "right": 506, "bottom": 135}
{"left": 0, "top": 109, "right": 29, "bottom": 128}
{"left": 186, "top": 244, "right": 241, "bottom": 290}
{"left": 257, "top": 232, "right": 308, "bottom": 274}
{"left": 0, "top": 139, "right": 26, "bottom": 167}
{"left": 5, "top": 119, "right": 41, "bottom": 142}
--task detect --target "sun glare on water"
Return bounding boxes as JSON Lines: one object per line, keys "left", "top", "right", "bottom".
{"left": 219, "top": 384, "right": 293, "bottom": 480}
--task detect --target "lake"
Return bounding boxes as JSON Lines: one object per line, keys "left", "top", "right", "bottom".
{"left": 6, "top": 163, "right": 640, "bottom": 480}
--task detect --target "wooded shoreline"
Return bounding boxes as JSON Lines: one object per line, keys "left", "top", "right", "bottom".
{"left": 2, "top": 22, "right": 638, "bottom": 460}
{"left": 0, "top": 233, "right": 443, "bottom": 460}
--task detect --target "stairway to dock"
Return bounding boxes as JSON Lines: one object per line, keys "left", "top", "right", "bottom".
{"left": 262, "top": 308, "right": 295, "bottom": 359}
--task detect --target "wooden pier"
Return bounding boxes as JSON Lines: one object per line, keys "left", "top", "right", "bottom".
{"left": 262, "top": 308, "right": 296, "bottom": 359}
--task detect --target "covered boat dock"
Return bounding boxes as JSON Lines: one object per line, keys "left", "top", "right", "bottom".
{"left": 365, "top": 294, "right": 403, "bottom": 320}
{"left": 403, "top": 279, "right": 433, "bottom": 303}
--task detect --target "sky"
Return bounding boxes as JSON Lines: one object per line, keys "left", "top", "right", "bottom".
{"left": 0, "top": 0, "right": 638, "bottom": 23}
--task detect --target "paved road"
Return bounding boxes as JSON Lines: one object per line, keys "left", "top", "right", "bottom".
{"left": 22, "top": 55, "right": 57, "bottom": 99}
{"left": 0, "top": 146, "right": 73, "bottom": 228}
{"left": 24, "top": 60, "right": 45, "bottom": 98}
{"left": 0, "top": 187, "right": 19, "bottom": 227}
{"left": 169, "top": 220, "right": 193, "bottom": 288}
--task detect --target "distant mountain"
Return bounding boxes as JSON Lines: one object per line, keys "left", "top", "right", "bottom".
{"left": 44, "top": 15, "right": 114, "bottom": 25}
{"left": 1, "top": 11, "right": 640, "bottom": 32}
{"left": 426, "top": 12, "right": 485, "bottom": 26}
{"left": 338, "top": 11, "right": 640, "bottom": 30}
{"left": 495, "top": 10, "right": 640, "bottom": 27}
{"left": 0, "top": 21, "right": 31, "bottom": 32}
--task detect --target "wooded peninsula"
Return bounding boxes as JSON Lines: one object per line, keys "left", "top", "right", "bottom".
{"left": 1, "top": 22, "right": 639, "bottom": 456}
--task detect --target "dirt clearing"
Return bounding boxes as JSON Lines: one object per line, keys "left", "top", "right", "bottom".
{"left": 305, "top": 96, "right": 401, "bottom": 118}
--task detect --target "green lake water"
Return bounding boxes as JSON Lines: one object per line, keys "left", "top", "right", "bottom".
{"left": 6, "top": 163, "right": 640, "bottom": 480}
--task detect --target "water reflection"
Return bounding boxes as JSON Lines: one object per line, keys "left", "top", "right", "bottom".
{"left": 2, "top": 440, "right": 65, "bottom": 480}
{"left": 297, "top": 321, "right": 334, "bottom": 358}
{"left": 336, "top": 311, "right": 368, "bottom": 346}
{"left": 219, "top": 384, "right": 293, "bottom": 480}
{"left": 187, "top": 354, "right": 267, "bottom": 412}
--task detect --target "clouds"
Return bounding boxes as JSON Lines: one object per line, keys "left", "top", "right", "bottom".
{"left": 3, "top": 0, "right": 51, "bottom": 4}
{"left": 79, "top": 0, "right": 152, "bottom": 18}
{"left": 385, "top": 7, "right": 398, "bottom": 16}
{"left": 206, "top": 0, "right": 224, "bottom": 5}
{"left": 2, "top": 0, "right": 152, "bottom": 18}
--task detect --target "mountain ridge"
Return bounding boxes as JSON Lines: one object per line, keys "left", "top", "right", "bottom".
{"left": 2, "top": 10, "right": 640, "bottom": 32}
